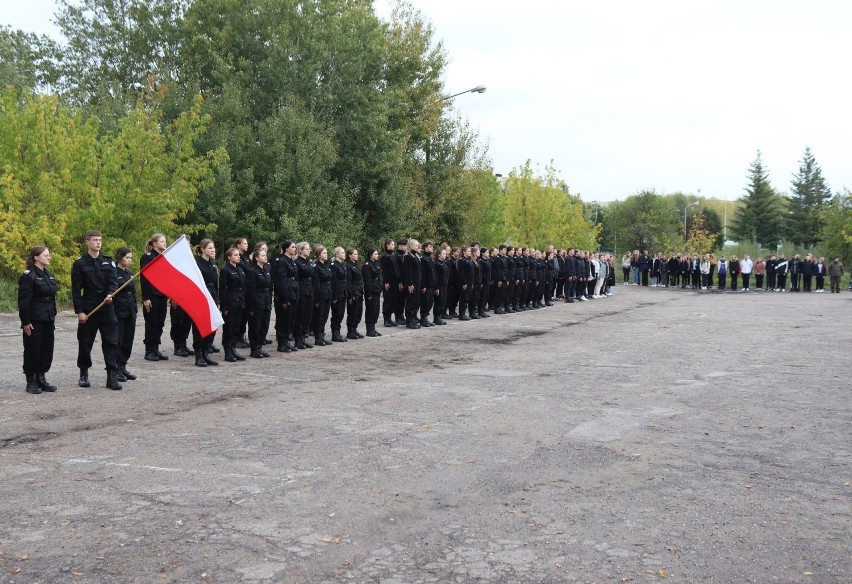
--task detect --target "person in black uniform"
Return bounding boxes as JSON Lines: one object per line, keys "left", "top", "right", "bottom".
{"left": 446, "top": 247, "right": 461, "bottom": 318}
{"left": 330, "top": 246, "right": 350, "bottom": 343}
{"left": 72, "top": 230, "right": 122, "bottom": 390}
{"left": 234, "top": 237, "right": 252, "bottom": 348}
{"left": 113, "top": 247, "right": 138, "bottom": 382}
{"left": 272, "top": 241, "right": 299, "bottom": 352}
{"left": 456, "top": 246, "right": 474, "bottom": 320}
{"left": 246, "top": 246, "right": 273, "bottom": 358}
{"left": 394, "top": 239, "right": 408, "bottom": 325}
{"left": 419, "top": 241, "right": 436, "bottom": 327}
{"left": 294, "top": 242, "right": 315, "bottom": 349}
{"left": 311, "top": 245, "right": 333, "bottom": 346}
{"left": 220, "top": 247, "right": 247, "bottom": 362}
{"left": 433, "top": 247, "right": 449, "bottom": 325}
{"left": 192, "top": 239, "right": 220, "bottom": 367}
{"left": 381, "top": 238, "right": 399, "bottom": 327}
{"left": 19, "top": 246, "right": 58, "bottom": 394}
{"left": 469, "top": 247, "right": 481, "bottom": 319}
{"left": 139, "top": 233, "right": 169, "bottom": 362}
{"left": 401, "top": 239, "right": 422, "bottom": 329}
{"left": 479, "top": 247, "right": 492, "bottom": 317}
{"left": 362, "top": 248, "right": 383, "bottom": 337}
{"left": 345, "top": 248, "right": 365, "bottom": 339}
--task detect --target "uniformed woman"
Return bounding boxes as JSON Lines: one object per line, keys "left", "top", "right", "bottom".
{"left": 294, "top": 242, "right": 315, "bottom": 349}
{"left": 433, "top": 246, "right": 449, "bottom": 325}
{"left": 246, "top": 246, "right": 273, "bottom": 358}
{"left": 362, "top": 248, "right": 382, "bottom": 337}
{"left": 401, "top": 239, "right": 422, "bottom": 329}
{"left": 330, "top": 246, "right": 349, "bottom": 343}
{"left": 140, "top": 234, "right": 169, "bottom": 361}
{"left": 272, "top": 241, "right": 299, "bottom": 352}
{"left": 113, "top": 247, "right": 138, "bottom": 382}
{"left": 311, "top": 245, "right": 333, "bottom": 346}
{"left": 220, "top": 247, "right": 247, "bottom": 362}
{"left": 18, "top": 246, "right": 58, "bottom": 394}
{"left": 192, "top": 239, "right": 219, "bottom": 367}
{"left": 345, "top": 248, "right": 365, "bottom": 339}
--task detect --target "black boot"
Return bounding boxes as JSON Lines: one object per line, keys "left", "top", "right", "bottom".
{"left": 224, "top": 345, "right": 237, "bottom": 362}
{"left": 354, "top": 328, "right": 364, "bottom": 338}
{"left": 154, "top": 349, "right": 169, "bottom": 361}
{"left": 36, "top": 373, "right": 57, "bottom": 392}
{"left": 250, "top": 347, "right": 264, "bottom": 358}
{"left": 346, "top": 327, "right": 360, "bottom": 339}
{"left": 115, "top": 370, "right": 127, "bottom": 382}
{"left": 203, "top": 352, "right": 219, "bottom": 365}
{"left": 367, "top": 326, "right": 381, "bottom": 337}
{"left": 332, "top": 328, "right": 346, "bottom": 342}
{"left": 277, "top": 339, "right": 292, "bottom": 352}
{"left": 384, "top": 318, "right": 395, "bottom": 328}
{"left": 144, "top": 349, "right": 160, "bottom": 361}
{"left": 106, "top": 369, "right": 123, "bottom": 391}
{"left": 79, "top": 368, "right": 90, "bottom": 387}
{"left": 26, "top": 374, "right": 41, "bottom": 394}
{"left": 174, "top": 344, "right": 191, "bottom": 357}
{"left": 232, "top": 343, "right": 246, "bottom": 360}
{"left": 406, "top": 318, "right": 419, "bottom": 329}
{"left": 120, "top": 367, "right": 137, "bottom": 380}
{"left": 195, "top": 354, "right": 208, "bottom": 367}
{"left": 208, "top": 344, "right": 221, "bottom": 353}
{"left": 235, "top": 336, "right": 249, "bottom": 349}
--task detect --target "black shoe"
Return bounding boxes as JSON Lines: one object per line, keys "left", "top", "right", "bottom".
{"left": 347, "top": 330, "right": 361, "bottom": 338}
{"left": 144, "top": 351, "right": 160, "bottom": 361}
{"left": 260, "top": 350, "right": 271, "bottom": 357}
{"left": 250, "top": 349, "right": 264, "bottom": 358}
{"left": 233, "top": 349, "right": 246, "bottom": 361}
{"left": 470, "top": 314, "right": 480, "bottom": 319}
{"left": 235, "top": 339, "right": 249, "bottom": 349}
{"left": 79, "top": 369, "right": 90, "bottom": 388}
{"left": 26, "top": 374, "right": 41, "bottom": 394}
{"left": 204, "top": 355, "right": 219, "bottom": 366}
{"left": 458, "top": 315, "right": 471, "bottom": 321}
{"left": 106, "top": 370, "right": 123, "bottom": 391}
{"left": 195, "top": 355, "right": 208, "bottom": 367}
{"left": 434, "top": 319, "right": 447, "bottom": 325}
{"left": 154, "top": 350, "right": 169, "bottom": 361}
{"left": 302, "top": 337, "right": 314, "bottom": 348}
{"left": 332, "top": 330, "right": 346, "bottom": 342}
{"left": 115, "top": 371, "right": 127, "bottom": 382}
{"left": 225, "top": 350, "right": 237, "bottom": 362}
{"left": 208, "top": 345, "right": 221, "bottom": 353}
{"left": 36, "top": 373, "right": 57, "bottom": 392}
{"left": 367, "top": 329, "right": 381, "bottom": 337}
{"left": 120, "top": 367, "right": 137, "bottom": 381}
{"left": 384, "top": 319, "right": 395, "bottom": 328}
{"left": 479, "top": 312, "right": 489, "bottom": 318}
{"left": 174, "top": 346, "right": 191, "bottom": 357}
{"left": 277, "top": 343, "right": 292, "bottom": 353}
{"left": 263, "top": 338, "right": 272, "bottom": 345}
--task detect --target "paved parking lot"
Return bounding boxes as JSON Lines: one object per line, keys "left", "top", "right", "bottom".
{"left": 1, "top": 286, "right": 850, "bottom": 582}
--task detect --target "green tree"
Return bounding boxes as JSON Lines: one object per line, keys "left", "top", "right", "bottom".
{"left": 731, "top": 151, "right": 785, "bottom": 249}
{"left": 787, "top": 147, "right": 832, "bottom": 248}
{"left": 819, "top": 189, "right": 852, "bottom": 264}
{"left": 685, "top": 216, "right": 717, "bottom": 256}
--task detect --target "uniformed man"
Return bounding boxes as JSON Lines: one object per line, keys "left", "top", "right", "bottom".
{"left": 71, "top": 230, "right": 122, "bottom": 390}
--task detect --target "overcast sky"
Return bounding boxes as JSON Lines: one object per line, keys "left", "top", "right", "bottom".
{"left": 6, "top": 0, "right": 851, "bottom": 201}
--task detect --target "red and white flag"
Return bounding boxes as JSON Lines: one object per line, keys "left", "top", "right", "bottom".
{"left": 141, "top": 234, "right": 224, "bottom": 337}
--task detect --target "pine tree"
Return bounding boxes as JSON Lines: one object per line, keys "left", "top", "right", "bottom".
{"left": 787, "top": 147, "right": 831, "bottom": 248}
{"left": 731, "top": 151, "right": 784, "bottom": 249}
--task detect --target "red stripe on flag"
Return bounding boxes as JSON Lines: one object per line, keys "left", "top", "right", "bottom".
{"left": 143, "top": 255, "right": 217, "bottom": 337}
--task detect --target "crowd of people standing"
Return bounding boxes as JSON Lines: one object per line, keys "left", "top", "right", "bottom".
{"left": 17, "top": 233, "right": 624, "bottom": 395}
{"left": 621, "top": 250, "right": 847, "bottom": 293}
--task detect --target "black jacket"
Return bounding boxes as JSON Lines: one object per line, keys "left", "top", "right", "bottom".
{"left": 362, "top": 259, "right": 382, "bottom": 296}
{"left": 196, "top": 256, "right": 219, "bottom": 306}
{"left": 18, "top": 266, "right": 58, "bottom": 325}
{"left": 331, "top": 261, "right": 349, "bottom": 301}
{"left": 401, "top": 252, "right": 422, "bottom": 288}
{"left": 313, "top": 260, "right": 333, "bottom": 301}
{"left": 219, "top": 263, "right": 246, "bottom": 310}
{"left": 139, "top": 250, "right": 164, "bottom": 300}
{"left": 246, "top": 262, "right": 273, "bottom": 311}
{"left": 113, "top": 267, "right": 138, "bottom": 319}
{"left": 458, "top": 257, "right": 474, "bottom": 287}
{"left": 420, "top": 253, "right": 436, "bottom": 289}
{"left": 71, "top": 253, "right": 119, "bottom": 314}
{"left": 295, "top": 256, "right": 314, "bottom": 297}
{"left": 381, "top": 251, "right": 399, "bottom": 285}
{"left": 347, "top": 262, "right": 364, "bottom": 299}
{"left": 272, "top": 255, "right": 299, "bottom": 303}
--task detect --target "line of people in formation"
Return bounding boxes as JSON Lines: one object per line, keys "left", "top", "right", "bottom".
{"left": 620, "top": 250, "right": 847, "bottom": 293}
{"left": 18, "top": 231, "right": 620, "bottom": 395}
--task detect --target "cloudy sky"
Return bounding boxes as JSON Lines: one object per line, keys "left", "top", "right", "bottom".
{"left": 7, "top": 0, "right": 851, "bottom": 201}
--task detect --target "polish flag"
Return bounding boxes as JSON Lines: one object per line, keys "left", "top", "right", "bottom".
{"left": 141, "top": 234, "right": 224, "bottom": 337}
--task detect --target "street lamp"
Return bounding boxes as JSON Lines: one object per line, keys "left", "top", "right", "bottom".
{"left": 439, "top": 85, "right": 487, "bottom": 102}
{"left": 684, "top": 201, "right": 699, "bottom": 240}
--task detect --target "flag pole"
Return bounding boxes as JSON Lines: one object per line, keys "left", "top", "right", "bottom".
{"left": 84, "top": 235, "right": 189, "bottom": 320}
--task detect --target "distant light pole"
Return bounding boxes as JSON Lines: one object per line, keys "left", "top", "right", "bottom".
{"left": 439, "top": 85, "right": 487, "bottom": 102}
{"left": 684, "top": 201, "right": 699, "bottom": 240}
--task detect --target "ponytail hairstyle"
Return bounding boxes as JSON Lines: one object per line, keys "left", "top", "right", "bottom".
{"left": 332, "top": 246, "right": 345, "bottom": 262}
{"left": 25, "top": 246, "right": 48, "bottom": 269}
{"left": 115, "top": 247, "right": 132, "bottom": 264}
{"left": 365, "top": 248, "right": 377, "bottom": 262}
{"left": 233, "top": 237, "right": 247, "bottom": 248}
{"left": 313, "top": 244, "right": 327, "bottom": 261}
{"left": 146, "top": 233, "right": 166, "bottom": 252}
{"left": 345, "top": 248, "right": 358, "bottom": 263}
{"left": 224, "top": 247, "right": 241, "bottom": 264}
{"left": 250, "top": 241, "right": 267, "bottom": 262}
{"left": 383, "top": 237, "right": 394, "bottom": 252}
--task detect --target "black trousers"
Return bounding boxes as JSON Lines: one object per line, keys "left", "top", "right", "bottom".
{"left": 718, "top": 273, "right": 727, "bottom": 289}
{"left": 23, "top": 319, "right": 54, "bottom": 375}
{"left": 404, "top": 287, "right": 420, "bottom": 321}
{"left": 767, "top": 272, "right": 776, "bottom": 289}
{"left": 434, "top": 287, "right": 446, "bottom": 318}
{"left": 504, "top": 281, "right": 514, "bottom": 309}
{"left": 756, "top": 274, "right": 764, "bottom": 289}
{"left": 382, "top": 285, "right": 396, "bottom": 321}
{"left": 170, "top": 303, "right": 191, "bottom": 348}
{"left": 248, "top": 307, "right": 271, "bottom": 349}
{"left": 275, "top": 300, "right": 297, "bottom": 342}
{"left": 331, "top": 297, "right": 346, "bottom": 331}
{"left": 143, "top": 294, "right": 167, "bottom": 350}
{"left": 742, "top": 273, "right": 751, "bottom": 289}
{"left": 458, "top": 286, "right": 471, "bottom": 317}
{"left": 222, "top": 306, "right": 243, "bottom": 348}
{"left": 777, "top": 274, "right": 787, "bottom": 290}
{"left": 365, "top": 295, "right": 380, "bottom": 327}
{"left": 730, "top": 274, "right": 738, "bottom": 290}
{"left": 191, "top": 322, "right": 215, "bottom": 354}
{"left": 803, "top": 275, "right": 812, "bottom": 291}
{"left": 815, "top": 276, "right": 825, "bottom": 291}
{"left": 420, "top": 288, "right": 434, "bottom": 322}
{"left": 480, "top": 284, "right": 490, "bottom": 312}
{"left": 347, "top": 297, "right": 364, "bottom": 329}
{"left": 641, "top": 270, "right": 649, "bottom": 286}
{"left": 791, "top": 274, "right": 800, "bottom": 291}
{"left": 296, "top": 295, "right": 313, "bottom": 336}
{"left": 116, "top": 316, "right": 136, "bottom": 366}
{"left": 77, "top": 311, "right": 119, "bottom": 371}
{"left": 312, "top": 299, "right": 331, "bottom": 336}
{"left": 395, "top": 286, "right": 406, "bottom": 321}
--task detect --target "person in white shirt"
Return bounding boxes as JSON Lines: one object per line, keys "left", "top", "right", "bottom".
{"left": 740, "top": 254, "right": 754, "bottom": 291}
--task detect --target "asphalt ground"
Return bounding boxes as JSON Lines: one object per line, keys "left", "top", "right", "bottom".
{"left": 1, "top": 285, "right": 850, "bottom": 583}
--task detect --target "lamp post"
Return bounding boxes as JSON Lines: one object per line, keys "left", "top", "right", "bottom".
{"left": 684, "top": 201, "right": 699, "bottom": 240}
{"left": 439, "top": 85, "right": 487, "bottom": 102}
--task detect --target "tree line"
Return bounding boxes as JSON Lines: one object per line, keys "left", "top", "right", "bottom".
{"left": 1, "top": 0, "right": 600, "bottom": 290}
